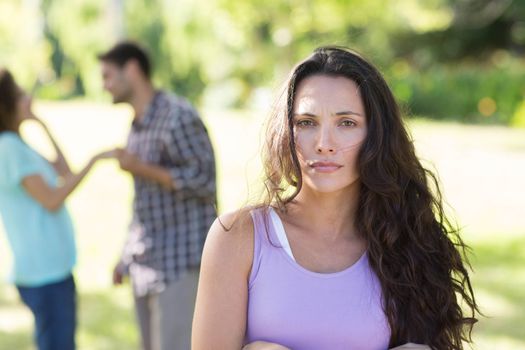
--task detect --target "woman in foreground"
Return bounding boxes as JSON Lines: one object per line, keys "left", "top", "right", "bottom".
{"left": 192, "top": 47, "right": 478, "bottom": 350}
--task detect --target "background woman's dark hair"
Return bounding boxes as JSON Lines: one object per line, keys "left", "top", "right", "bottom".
{"left": 263, "top": 46, "right": 479, "bottom": 349}
{"left": 0, "top": 69, "right": 20, "bottom": 133}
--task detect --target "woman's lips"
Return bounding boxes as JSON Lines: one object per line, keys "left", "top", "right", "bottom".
{"left": 308, "top": 161, "right": 343, "bottom": 173}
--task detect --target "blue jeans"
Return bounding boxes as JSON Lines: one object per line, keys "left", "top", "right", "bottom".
{"left": 17, "top": 274, "right": 76, "bottom": 350}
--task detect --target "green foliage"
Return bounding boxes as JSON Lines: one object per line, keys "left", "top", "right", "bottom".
{"left": 1, "top": 0, "right": 524, "bottom": 125}
{"left": 389, "top": 57, "right": 525, "bottom": 124}
{"left": 470, "top": 236, "right": 525, "bottom": 345}
{"left": 511, "top": 100, "right": 525, "bottom": 128}
{"left": 44, "top": 0, "right": 114, "bottom": 97}
{"left": 0, "top": 2, "right": 50, "bottom": 90}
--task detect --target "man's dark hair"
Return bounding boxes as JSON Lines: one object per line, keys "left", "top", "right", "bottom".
{"left": 98, "top": 41, "right": 152, "bottom": 78}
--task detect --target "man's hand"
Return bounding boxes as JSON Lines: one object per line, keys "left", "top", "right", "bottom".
{"left": 115, "top": 148, "right": 140, "bottom": 172}
{"left": 112, "top": 262, "right": 127, "bottom": 285}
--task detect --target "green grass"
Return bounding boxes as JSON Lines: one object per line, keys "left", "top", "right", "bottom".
{"left": 0, "top": 102, "right": 524, "bottom": 349}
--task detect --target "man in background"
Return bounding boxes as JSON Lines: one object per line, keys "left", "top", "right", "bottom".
{"left": 98, "top": 41, "right": 216, "bottom": 350}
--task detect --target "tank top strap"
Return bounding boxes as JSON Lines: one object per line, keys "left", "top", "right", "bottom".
{"left": 249, "top": 207, "right": 279, "bottom": 287}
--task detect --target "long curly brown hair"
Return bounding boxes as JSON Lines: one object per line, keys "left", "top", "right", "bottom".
{"left": 262, "top": 46, "right": 478, "bottom": 349}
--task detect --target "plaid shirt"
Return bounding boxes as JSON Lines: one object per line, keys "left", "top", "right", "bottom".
{"left": 121, "top": 91, "right": 216, "bottom": 297}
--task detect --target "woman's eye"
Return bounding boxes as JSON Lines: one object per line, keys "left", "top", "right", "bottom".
{"left": 296, "top": 119, "right": 314, "bottom": 127}
{"left": 340, "top": 120, "right": 356, "bottom": 127}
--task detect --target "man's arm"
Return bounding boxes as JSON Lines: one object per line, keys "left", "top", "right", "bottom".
{"left": 114, "top": 148, "right": 173, "bottom": 189}
{"left": 116, "top": 108, "right": 216, "bottom": 195}
{"left": 163, "top": 109, "right": 216, "bottom": 196}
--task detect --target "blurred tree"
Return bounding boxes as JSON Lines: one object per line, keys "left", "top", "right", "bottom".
{"left": 43, "top": 0, "right": 113, "bottom": 97}
{"left": 386, "top": 0, "right": 525, "bottom": 124}
{"left": 207, "top": 0, "right": 405, "bottom": 107}
{"left": 123, "top": 0, "right": 210, "bottom": 103}
{"left": 36, "top": 0, "right": 414, "bottom": 105}
{"left": 0, "top": 1, "right": 49, "bottom": 91}
{"left": 1, "top": 0, "right": 523, "bottom": 123}
{"left": 392, "top": 0, "right": 525, "bottom": 65}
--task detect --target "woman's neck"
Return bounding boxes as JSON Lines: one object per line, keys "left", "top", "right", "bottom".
{"left": 284, "top": 184, "right": 361, "bottom": 241}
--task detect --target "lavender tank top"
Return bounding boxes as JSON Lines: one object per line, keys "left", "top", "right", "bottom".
{"left": 245, "top": 208, "right": 391, "bottom": 350}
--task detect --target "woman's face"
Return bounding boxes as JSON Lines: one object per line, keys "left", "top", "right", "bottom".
{"left": 292, "top": 74, "right": 367, "bottom": 195}
{"left": 14, "top": 88, "right": 31, "bottom": 126}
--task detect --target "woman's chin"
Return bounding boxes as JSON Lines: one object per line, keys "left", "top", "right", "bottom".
{"left": 302, "top": 181, "right": 358, "bottom": 196}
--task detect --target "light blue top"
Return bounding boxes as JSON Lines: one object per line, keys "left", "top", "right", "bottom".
{"left": 0, "top": 132, "right": 76, "bottom": 287}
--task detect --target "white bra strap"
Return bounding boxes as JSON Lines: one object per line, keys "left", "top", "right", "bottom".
{"left": 269, "top": 208, "right": 296, "bottom": 261}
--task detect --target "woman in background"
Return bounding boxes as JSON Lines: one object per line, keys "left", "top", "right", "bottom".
{"left": 192, "top": 47, "right": 478, "bottom": 350}
{"left": 0, "top": 68, "right": 112, "bottom": 350}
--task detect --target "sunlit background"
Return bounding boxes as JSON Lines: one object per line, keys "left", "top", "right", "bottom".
{"left": 0, "top": 0, "right": 524, "bottom": 349}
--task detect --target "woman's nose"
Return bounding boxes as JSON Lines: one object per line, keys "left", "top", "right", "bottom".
{"left": 316, "top": 126, "right": 336, "bottom": 154}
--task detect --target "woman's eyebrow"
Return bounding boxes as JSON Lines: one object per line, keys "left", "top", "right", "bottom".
{"left": 293, "top": 110, "right": 364, "bottom": 117}
{"left": 334, "top": 110, "right": 363, "bottom": 117}
{"left": 293, "top": 112, "right": 317, "bottom": 117}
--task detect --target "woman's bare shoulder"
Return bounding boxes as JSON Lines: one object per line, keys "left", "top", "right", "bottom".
{"left": 203, "top": 206, "right": 261, "bottom": 273}
{"left": 213, "top": 207, "right": 257, "bottom": 234}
